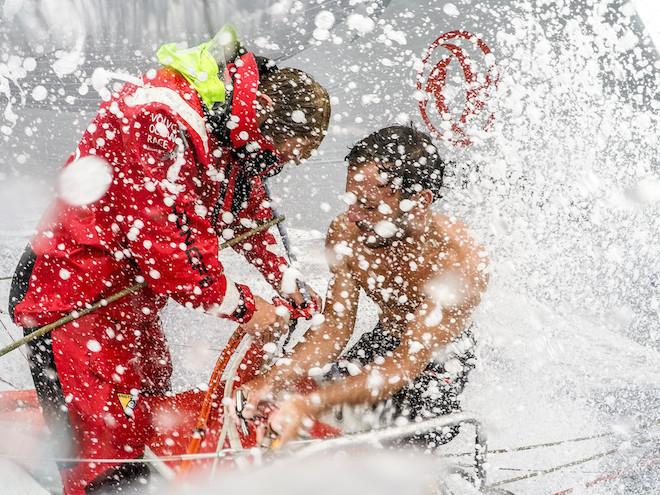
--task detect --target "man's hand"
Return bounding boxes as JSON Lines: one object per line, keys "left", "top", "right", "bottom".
{"left": 268, "top": 394, "right": 317, "bottom": 447}
{"left": 241, "top": 295, "right": 289, "bottom": 343}
{"left": 239, "top": 375, "right": 275, "bottom": 420}
{"left": 286, "top": 283, "right": 322, "bottom": 314}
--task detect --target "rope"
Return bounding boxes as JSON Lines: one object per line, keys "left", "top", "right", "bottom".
{"left": 178, "top": 329, "right": 247, "bottom": 475}
{"left": 436, "top": 431, "right": 614, "bottom": 458}
{"left": 486, "top": 430, "right": 660, "bottom": 488}
{"left": 0, "top": 283, "right": 146, "bottom": 358}
{"left": 0, "top": 448, "right": 242, "bottom": 465}
{"left": 486, "top": 448, "right": 620, "bottom": 487}
{"left": 439, "top": 419, "right": 660, "bottom": 459}
{"left": 0, "top": 416, "right": 656, "bottom": 490}
{"left": 0, "top": 438, "right": 320, "bottom": 466}
{"left": 0, "top": 376, "right": 18, "bottom": 390}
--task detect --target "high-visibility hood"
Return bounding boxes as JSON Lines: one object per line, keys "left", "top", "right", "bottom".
{"left": 156, "top": 41, "right": 225, "bottom": 108}
{"left": 156, "top": 25, "right": 241, "bottom": 107}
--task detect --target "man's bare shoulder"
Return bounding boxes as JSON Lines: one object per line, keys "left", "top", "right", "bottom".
{"left": 431, "top": 211, "right": 489, "bottom": 290}
{"left": 431, "top": 212, "right": 477, "bottom": 248}
{"left": 325, "top": 213, "right": 361, "bottom": 270}
{"left": 326, "top": 213, "right": 358, "bottom": 246}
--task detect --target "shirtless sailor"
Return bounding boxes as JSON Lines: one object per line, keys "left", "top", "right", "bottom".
{"left": 241, "top": 125, "right": 489, "bottom": 447}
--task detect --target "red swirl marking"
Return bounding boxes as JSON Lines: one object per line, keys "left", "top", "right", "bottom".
{"left": 417, "top": 30, "right": 498, "bottom": 146}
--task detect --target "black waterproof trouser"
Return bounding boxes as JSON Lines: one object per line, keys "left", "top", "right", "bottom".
{"left": 325, "top": 323, "right": 476, "bottom": 447}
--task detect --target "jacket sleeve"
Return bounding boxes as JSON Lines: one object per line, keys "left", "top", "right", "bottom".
{"left": 116, "top": 104, "right": 255, "bottom": 322}
{"left": 228, "top": 178, "right": 289, "bottom": 291}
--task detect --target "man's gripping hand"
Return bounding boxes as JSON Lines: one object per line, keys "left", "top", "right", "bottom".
{"left": 280, "top": 282, "right": 322, "bottom": 318}
{"left": 241, "top": 295, "right": 290, "bottom": 343}
{"left": 268, "top": 394, "right": 318, "bottom": 447}
{"left": 238, "top": 375, "right": 275, "bottom": 420}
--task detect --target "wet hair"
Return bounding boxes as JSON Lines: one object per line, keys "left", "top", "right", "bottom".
{"left": 345, "top": 125, "right": 446, "bottom": 199}
{"left": 258, "top": 66, "right": 331, "bottom": 146}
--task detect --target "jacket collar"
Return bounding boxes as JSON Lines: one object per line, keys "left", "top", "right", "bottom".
{"left": 226, "top": 52, "right": 279, "bottom": 168}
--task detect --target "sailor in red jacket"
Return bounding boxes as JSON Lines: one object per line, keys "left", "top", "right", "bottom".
{"left": 9, "top": 28, "right": 330, "bottom": 494}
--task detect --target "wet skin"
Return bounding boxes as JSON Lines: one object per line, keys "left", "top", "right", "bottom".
{"left": 336, "top": 162, "right": 488, "bottom": 333}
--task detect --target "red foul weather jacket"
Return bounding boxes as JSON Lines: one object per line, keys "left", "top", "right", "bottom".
{"left": 12, "top": 53, "right": 288, "bottom": 329}
{"left": 7, "top": 51, "right": 291, "bottom": 495}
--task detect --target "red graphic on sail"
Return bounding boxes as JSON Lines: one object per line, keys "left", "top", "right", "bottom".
{"left": 417, "top": 30, "right": 498, "bottom": 146}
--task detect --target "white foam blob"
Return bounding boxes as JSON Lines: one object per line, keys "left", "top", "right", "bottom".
{"left": 425, "top": 272, "right": 463, "bottom": 310}
{"left": 275, "top": 305, "right": 291, "bottom": 318}
{"left": 342, "top": 192, "right": 357, "bottom": 205}
{"left": 58, "top": 156, "right": 113, "bottom": 206}
{"left": 313, "top": 28, "right": 330, "bottom": 41}
{"left": 310, "top": 313, "right": 325, "bottom": 327}
{"left": 262, "top": 342, "right": 278, "bottom": 354}
{"left": 374, "top": 220, "right": 397, "bottom": 238}
{"left": 291, "top": 109, "right": 307, "bottom": 124}
{"left": 628, "top": 176, "right": 660, "bottom": 205}
{"left": 86, "top": 340, "right": 101, "bottom": 352}
{"left": 280, "top": 266, "right": 303, "bottom": 295}
{"left": 155, "top": 121, "right": 169, "bottom": 137}
{"left": 91, "top": 67, "right": 111, "bottom": 99}
{"left": 346, "top": 14, "right": 375, "bottom": 36}
{"left": 378, "top": 203, "right": 393, "bottom": 214}
{"left": 23, "top": 57, "right": 37, "bottom": 71}
{"left": 31, "top": 85, "right": 47, "bottom": 102}
{"left": 399, "top": 199, "right": 416, "bottom": 212}
{"left": 53, "top": 50, "right": 83, "bottom": 77}
{"left": 443, "top": 3, "right": 460, "bottom": 16}
{"left": 315, "top": 10, "right": 335, "bottom": 30}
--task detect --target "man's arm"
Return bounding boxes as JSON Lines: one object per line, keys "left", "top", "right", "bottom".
{"left": 272, "top": 261, "right": 360, "bottom": 387}
{"left": 230, "top": 179, "right": 323, "bottom": 308}
{"left": 241, "top": 216, "right": 360, "bottom": 404}
{"left": 267, "top": 297, "right": 475, "bottom": 444}
{"left": 305, "top": 300, "right": 471, "bottom": 410}
{"left": 268, "top": 250, "right": 488, "bottom": 443}
{"left": 229, "top": 179, "right": 289, "bottom": 290}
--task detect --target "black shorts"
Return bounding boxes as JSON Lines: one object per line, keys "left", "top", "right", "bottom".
{"left": 324, "top": 323, "right": 476, "bottom": 447}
